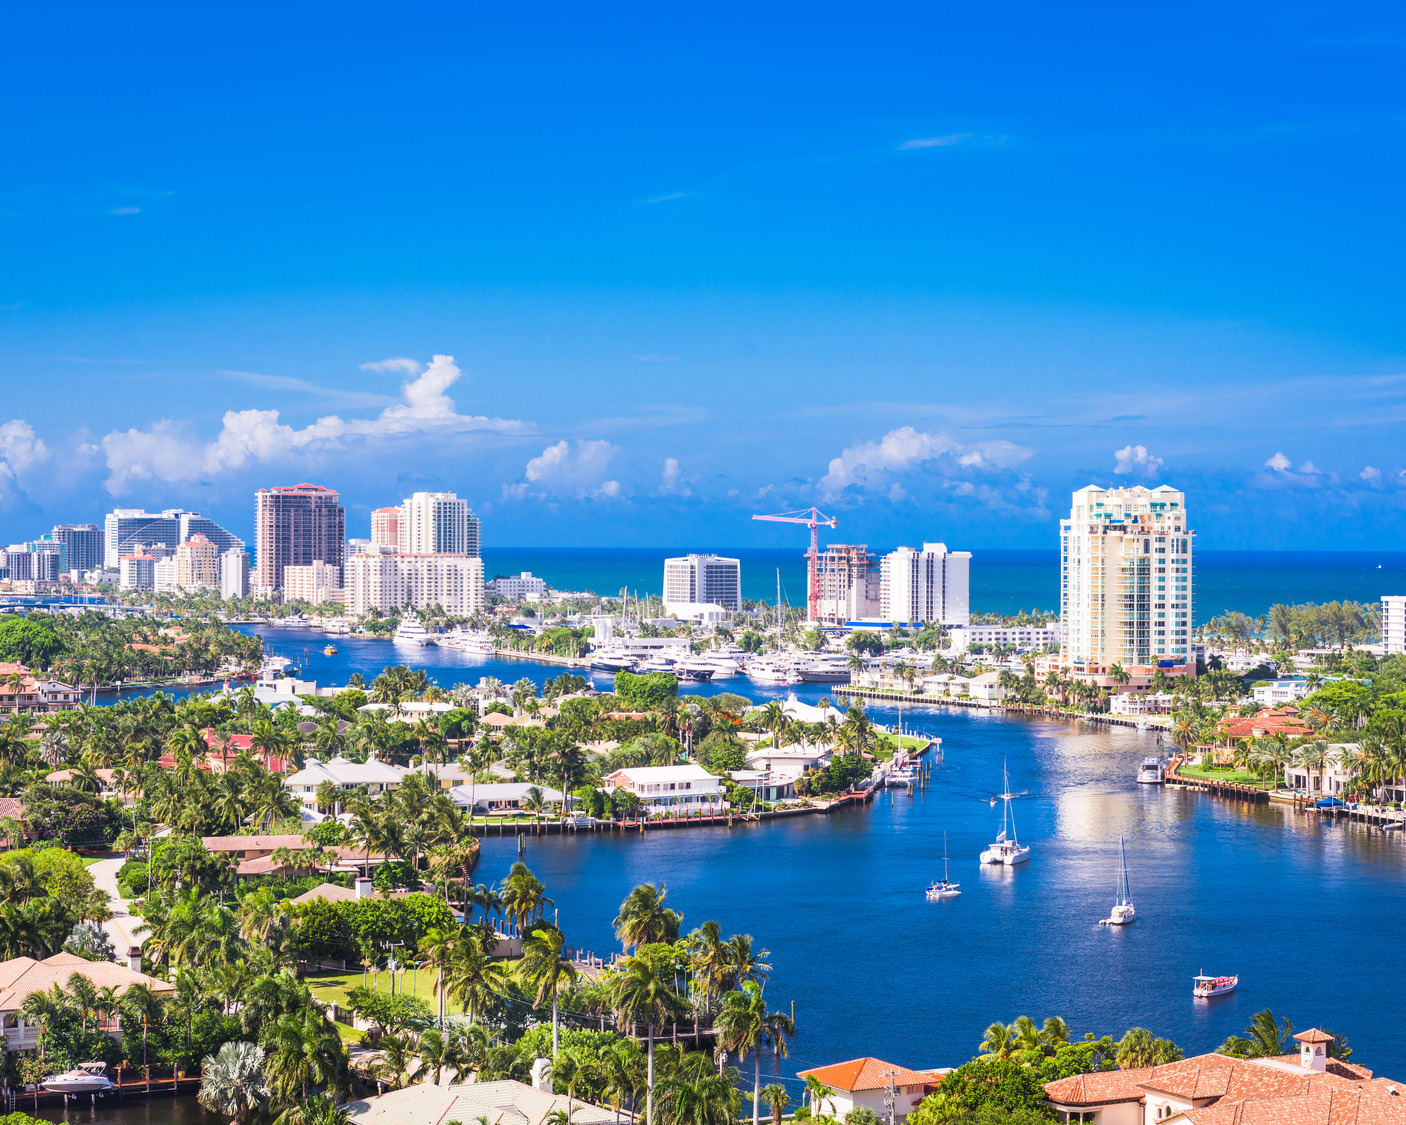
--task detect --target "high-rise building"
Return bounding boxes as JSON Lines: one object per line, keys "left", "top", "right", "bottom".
{"left": 27, "top": 542, "right": 63, "bottom": 583}
{"left": 814, "top": 545, "right": 881, "bottom": 624}
{"left": 398, "top": 492, "right": 479, "bottom": 556}
{"left": 253, "top": 484, "right": 346, "bottom": 592}
{"left": 1383, "top": 596, "right": 1406, "bottom": 655}
{"left": 345, "top": 552, "right": 484, "bottom": 617}
{"left": 4, "top": 547, "right": 33, "bottom": 583}
{"left": 119, "top": 553, "right": 156, "bottom": 591}
{"left": 1059, "top": 484, "right": 1194, "bottom": 671}
{"left": 370, "top": 507, "right": 401, "bottom": 549}
{"left": 880, "top": 543, "right": 971, "bottom": 626}
{"left": 175, "top": 533, "right": 220, "bottom": 590}
{"left": 103, "top": 509, "right": 243, "bottom": 569}
{"left": 662, "top": 554, "right": 741, "bottom": 612}
{"left": 220, "top": 547, "right": 250, "bottom": 601}
{"left": 50, "top": 524, "right": 103, "bottom": 574}
{"left": 153, "top": 557, "right": 178, "bottom": 592}
{"left": 284, "top": 561, "right": 342, "bottom": 606}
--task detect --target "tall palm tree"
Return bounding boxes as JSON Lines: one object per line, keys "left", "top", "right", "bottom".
{"left": 613, "top": 883, "right": 682, "bottom": 951}
{"left": 1218, "top": 1009, "right": 1294, "bottom": 1058}
{"left": 655, "top": 1071, "right": 739, "bottom": 1125}
{"left": 610, "top": 944, "right": 685, "bottom": 1125}
{"left": 716, "top": 982, "right": 794, "bottom": 1125}
{"left": 500, "top": 862, "right": 552, "bottom": 934}
{"left": 521, "top": 923, "right": 580, "bottom": 1058}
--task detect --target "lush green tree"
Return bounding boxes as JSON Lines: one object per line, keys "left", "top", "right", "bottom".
{"left": 612, "top": 672, "right": 680, "bottom": 711}
{"left": 198, "top": 1041, "right": 270, "bottom": 1125}
{"left": 1218, "top": 1009, "right": 1294, "bottom": 1058}
{"left": 0, "top": 618, "right": 66, "bottom": 668}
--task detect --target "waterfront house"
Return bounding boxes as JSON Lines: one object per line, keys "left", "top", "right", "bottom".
{"left": 283, "top": 755, "right": 409, "bottom": 809}
{"left": 604, "top": 764, "right": 725, "bottom": 813}
{"left": 1196, "top": 705, "right": 1314, "bottom": 766}
{"left": 447, "top": 781, "right": 565, "bottom": 813}
{"left": 1284, "top": 743, "right": 1358, "bottom": 797}
{"left": 0, "top": 662, "right": 80, "bottom": 716}
{"left": 0, "top": 952, "right": 174, "bottom": 1052}
{"left": 1041, "top": 1029, "right": 1396, "bottom": 1124}
{"left": 1252, "top": 678, "right": 1311, "bottom": 705}
{"left": 200, "top": 727, "right": 294, "bottom": 773}
{"left": 965, "top": 670, "right": 1008, "bottom": 702}
{"left": 344, "top": 1077, "right": 616, "bottom": 1125}
{"left": 796, "top": 1058, "right": 947, "bottom": 1122}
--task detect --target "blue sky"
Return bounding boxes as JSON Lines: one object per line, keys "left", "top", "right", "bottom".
{"left": 2, "top": 0, "right": 1405, "bottom": 552}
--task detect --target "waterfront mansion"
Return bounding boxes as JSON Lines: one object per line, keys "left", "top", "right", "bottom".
{"left": 604, "top": 764, "right": 726, "bottom": 814}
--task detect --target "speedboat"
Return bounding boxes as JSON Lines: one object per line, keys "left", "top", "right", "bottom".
{"left": 323, "top": 644, "right": 338, "bottom": 656}
{"left": 980, "top": 761, "right": 1031, "bottom": 865}
{"left": 1137, "top": 757, "right": 1165, "bottom": 785}
{"left": 1099, "top": 835, "right": 1136, "bottom": 925}
{"left": 392, "top": 618, "right": 432, "bottom": 647}
{"left": 1192, "top": 973, "right": 1238, "bottom": 998}
{"left": 44, "top": 1062, "right": 114, "bottom": 1095}
{"left": 927, "top": 832, "right": 961, "bottom": 899}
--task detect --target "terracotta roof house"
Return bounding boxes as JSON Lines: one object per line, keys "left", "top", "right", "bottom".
{"left": 345, "top": 1077, "right": 615, "bottom": 1125}
{"left": 797, "top": 1057, "right": 947, "bottom": 1122}
{"left": 0, "top": 662, "right": 80, "bottom": 716}
{"left": 0, "top": 952, "right": 174, "bottom": 1053}
{"left": 1043, "top": 1030, "right": 1400, "bottom": 1124}
{"left": 201, "top": 727, "right": 293, "bottom": 774}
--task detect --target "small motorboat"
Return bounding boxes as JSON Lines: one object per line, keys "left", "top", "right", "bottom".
{"left": 1192, "top": 972, "right": 1239, "bottom": 998}
{"left": 44, "top": 1062, "right": 114, "bottom": 1096}
{"left": 927, "top": 832, "right": 961, "bottom": 899}
{"left": 1099, "top": 835, "right": 1136, "bottom": 925}
{"left": 323, "top": 644, "right": 338, "bottom": 656}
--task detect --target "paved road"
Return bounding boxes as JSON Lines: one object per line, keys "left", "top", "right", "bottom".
{"left": 90, "top": 856, "right": 146, "bottom": 967}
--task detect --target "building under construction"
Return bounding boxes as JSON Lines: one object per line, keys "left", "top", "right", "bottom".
{"left": 814, "top": 544, "right": 882, "bottom": 625}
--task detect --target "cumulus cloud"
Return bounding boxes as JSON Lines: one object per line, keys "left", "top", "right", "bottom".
{"left": 1254, "top": 451, "right": 1334, "bottom": 490}
{"left": 503, "top": 439, "right": 622, "bottom": 501}
{"left": 360, "top": 357, "right": 423, "bottom": 375}
{"left": 1265, "top": 451, "right": 1292, "bottom": 471}
{"left": 819, "top": 426, "right": 1033, "bottom": 497}
{"left": 1113, "top": 444, "right": 1164, "bottom": 475}
{"left": 101, "top": 355, "right": 526, "bottom": 495}
{"left": 0, "top": 420, "right": 49, "bottom": 503}
{"left": 1362, "top": 466, "right": 1384, "bottom": 484}
{"left": 656, "top": 457, "right": 692, "bottom": 497}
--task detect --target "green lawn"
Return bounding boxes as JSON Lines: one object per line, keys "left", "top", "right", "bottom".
{"left": 308, "top": 968, "right": 448, "bottom": 1008}
{"left": 1176, "top": 762, "right": 1276, "bottom": 790}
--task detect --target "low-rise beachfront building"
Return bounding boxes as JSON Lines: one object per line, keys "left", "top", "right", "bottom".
{"left": 0, "top": 663, "right": 80, "bottom": 716}
{"left": 797, "top": 1058, "right": 948, "bottom": 1123}
{"left": 0, "top": 952, "right": 175, "bottom": 1052}
{"left": 1284, "top": 743, "right": 1358, "bottom": 798}
{"left": 1252, "top": 678, "right": 1311, "bottom": 705}
{"left": 447, "top": 782, "right": 566, "bottom": 813}
{"left": 1042, "top": 1029, "right": 1396, "bottom": 1125}
{"left": 283, "top": 755, "right": 409, "bottom": 809}
{"left": 604, "top": 764, "right": 726, "bottom": 813}
{"left": 949, "top": 622, "right": 1060, "bottom": 652}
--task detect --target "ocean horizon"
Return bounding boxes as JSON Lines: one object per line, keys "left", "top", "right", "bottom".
{"left": 481, "top": 547, "right": 1406, "bottom": 624}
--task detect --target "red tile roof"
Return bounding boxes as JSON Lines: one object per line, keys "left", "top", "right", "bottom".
{"left": 1218, "top": 707, "right": 1313, "bottom": 741}
{"left": 796, "top": 1058, "right": 942, "bottom": 1093}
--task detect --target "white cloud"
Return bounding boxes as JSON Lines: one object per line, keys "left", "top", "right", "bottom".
{"left": 898, "top": 134, "right": 972, "bottom": 150}
{"left": 101, "top": 354, "right": 527, "bottom": 495}
{"left": 1113, "top": 444, "right": 1164, "bottom": 475}
{"left": 656, "top": 457, "right": 692, "bottom": 497}
{"left": 110, "top": 206, "right": 140, "bottom": 215}
{"left": 1265, "top": 451, "right": 1292, "bottom": 471}
{"left": 360, "top": 357, "right": 423, "bottom": 375}
{"left": 0, "top": 420, "right": 49, "bottom": 504}
{"left": 503, "top": 439, "right": 622, "bottom": 501}
{"left": 1362, "top": 466, "right": 1384, "bottom": 483}
{"left": 819, "top": 426, "right": 1033, "bottom": 497}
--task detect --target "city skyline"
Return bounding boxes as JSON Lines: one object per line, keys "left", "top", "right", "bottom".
{"left": 4, "top": 4, "right": 1406, "bottom": 550}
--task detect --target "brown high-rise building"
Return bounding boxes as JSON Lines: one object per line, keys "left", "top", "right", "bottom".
{"left": 254, "top": 484, "right": 346, "bottom": 592}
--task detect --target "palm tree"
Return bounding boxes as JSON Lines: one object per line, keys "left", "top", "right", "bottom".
{"left": 500, "top": 862, "right": 552, "bottom": 934}
{"left": 419, "top": 926, "right": 459, "bottom": 1029}
{"left": 444, "top": 931, "right": 508, "bottom": 1022}
{"left": 716, "top": 981, "right": 794, "bottom": 1125}
{"left": 655, "top": 1072, "right": 739, "bottom": 1125}
{"left": 1218, "top": 1009, "right": 1294, "bottom": 1058}
{"left": 979, "top": 1021, "right": 1016, "bottom": 1060}
{"left": 613, "top": 883, "right": 682, "bottom": 951}
{"left": 802, "top": 1074, "right": 837, "bottom": 1118}
{"left": 521, "top": 923, "right": 579, "bottom": 1058}
{"left": 611, "top": 944, "right": 685, "bottom": 1125}
{"left": 199, "top": 1041, "right": 271, "bottom": 1125}
{"left": 760, "top": 1083, "right": 789, "bottom": 1125}
{"left": 1116, "top": 1027, "right": 1184, "bottom": 1069}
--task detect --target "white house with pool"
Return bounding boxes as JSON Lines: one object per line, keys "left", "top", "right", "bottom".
{"left": 604, "top": 764, "right": 726, "bottom": 813}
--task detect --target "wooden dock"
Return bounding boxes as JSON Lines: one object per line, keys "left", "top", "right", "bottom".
{"left": 3, "top": 1068, "right": 202, "bottom": 1113}
{"left": 1165, "top": 756, "right": 1269, "bottom": 803}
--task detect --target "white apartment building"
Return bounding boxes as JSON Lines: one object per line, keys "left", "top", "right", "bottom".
{"left": 175, "top": 533, "right": 220, "bottom": 591}
{"left": 398, "top": 492, "right": 480, "bottom": 556}
{"left": 284, "top": 560, "right": 342, "bottom": 606}
{"left": 1060, "top": 484, "right": 1194, "bottom": 672}
{"left": 488, "top": 572, "right": 548, "bottom": 600}
{"left": 663, "top": 554, "right": 740, "bottom": 613}
{"left": 880, "top": 543, "right": 971, "bottom": 626}
{"left": 345, "top": 552, "right": 485, "bottom": 617}
{"left": 948, "top": 622, "right": 1061, "bottom": 651}
{"left": 1383, "top": 595, "right": 1406, "bottom": 655}
{"left": 153, "top": 557, "right": 178, "bottom": 593}
{"left": 814, "top": 545, "right": 881, "bottom": 625}
{"left": 220, "top": 548, "right": 250, "bottom": 600}
{"left": 119, "top": 553, "right": 155, "bottom": 591}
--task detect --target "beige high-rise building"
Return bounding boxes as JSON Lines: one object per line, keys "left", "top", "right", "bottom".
{"left": 175, "top": 533, "right": 220, "bottom": 590}
{"left": 1059, "top": 484, "right": 1194, "bottom": 672}
{"left": 370, "top": 507, "right": 401, "bottom": 549}
{"left": 283, "top": 560, "right": 342, "bottom": 606}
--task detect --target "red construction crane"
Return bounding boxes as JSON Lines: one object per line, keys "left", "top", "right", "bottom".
{"left": 751, "top": 507, "right": 837, "bottom": 623}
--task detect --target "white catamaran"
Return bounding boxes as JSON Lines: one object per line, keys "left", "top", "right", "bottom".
{"left": 1099, "top": 835, "right": 1136, "bottom": 925}
{"left": 979, "top": 762, "right": 1031, "bottom": 865}
{"left": 927, "top": 831, "right": 961, "bottom": 898}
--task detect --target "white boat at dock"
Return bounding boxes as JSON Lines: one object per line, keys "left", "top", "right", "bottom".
{"left": 794, "top": 655, "right": 851, "bottom": 684}
{"left": 748, "top": 661, "right": 799, "bottom": 684}
{"left": 589, "top": 650, "right": 637, "bottom": 673}
{"left": 980, "top": 762, "right": 1030, "bottom": 865}
{"left": 1137, "top": 756, "right": 1166, "bottom": 784}
{"left": 1192, "top": 972, "right": 1238, "bottom": 998}
{"left": 1099, "top": 835, "right": 1135, "bottom": 925}
{"left": 927, "top": 832, "right": 961, "bottom": 899}
{"left": 43, "top": 1062, "right": 114, "bottom": 1095}
{"left": 673, "top": 657, "right": 716, "bottom": 682}
{"left": 392, "top": 618, "right": 432, "bottom": 647}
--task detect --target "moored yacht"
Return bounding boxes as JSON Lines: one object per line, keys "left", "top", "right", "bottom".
{"left": 392, "top": 617, "right": 432, "bottom": 647}
{"left": 1098, "top": 835, "right": 1136, "bottom": 925}
{"left": 979, "top": 762, "right": 1031, "bottom": 865}
{"left": 43, "top": 1063, "right": 114, "bottom": 1096}
{"left": 673, "top": 657, "right": 716, "bottom": 682}
{"left": 1137, "top": 756, "right": 1166, "bottom": 785}
{"left": 748, "top": 661, "right": 798, "bottom": 684}
{"left": 794, "top": 655, "right": 851, "bottom": 684}
{"left": 589, "top": 650, "right": 637, "bottom": 672}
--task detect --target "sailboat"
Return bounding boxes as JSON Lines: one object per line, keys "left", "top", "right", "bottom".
{"left": 927, "top": 832, "right": 961, "bottom": 898}
{"left": 979, "top": 762, "right": 1031, "bottom": 865}
{"left": 1099, "top": 835, "right": 1136, "bottom": 925}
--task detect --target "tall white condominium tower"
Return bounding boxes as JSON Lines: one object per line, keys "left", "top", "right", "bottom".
{"left": 398, "top": 492, "right": 480, "bottom": 556}
{"left": 1382, "top": 596, "right": 1406, "bottom": 655}
{"left": 880, "top": 543, "right": 971, "bottom": 626}
{"left": 662, "top": 554, "right": 741, "bottom": 612}
{"left": 1060, "top": 484, "right": 1194, "bottom": 671}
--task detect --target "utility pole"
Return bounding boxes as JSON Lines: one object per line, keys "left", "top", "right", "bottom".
{"left": 883, "top": 1068, "right": 898, "bottom": 1125}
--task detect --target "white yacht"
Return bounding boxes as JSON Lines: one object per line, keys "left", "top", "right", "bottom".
{"left": 636, "top": 656, "right": 677, "bottom": 674}
{"left": 392, "top": 617, "right": 432, "bottom": 647}
{"left": 673, "top": 657, "right": 716, "bottom": 682}
{"left": 794, "top": 655, "right": 852, "bottom": 684}
{"left": 1099, "top": 835, "right": 1136, "bottom": 925}
{"left": 979, "top": 762, "right": 1031, "bottom": 865}
{"left": 1136, "top": 756, "right": 1166, "bottom": 785}
{"left": 748, "top": 661, "right": 798, "bottom": 684}
{"left": 589, "top": 650, "right": 637, "bottom": 673}
{"left": 701, "top": 651, "right": 745, "bottom": 677}
{"left": 927, "top": 832, "right": 961, "bottom": 899}
{"left": 44, "top": 1062, "right": 114, "bottom": 1095}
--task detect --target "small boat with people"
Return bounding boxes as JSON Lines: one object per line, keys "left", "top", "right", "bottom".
{"left": 43, "top": 1062, "right": 114, "bottom": 1096}
{"left": 980, "top": 762, "right": 1031, "bottom": 866}
{"left": 1098, "top": 835, "right": 1136, "bottom": 925}
{"left": 1192, "top": 972, "right": 1239, "bottom": 999}
{"left": 323, "top": 644, "right": 338, "bottom": 656}
{"left": 927, "top": 832, "right": 961, "bottom": 899}
{"left": 1136, "top": 756, "right": 1166, "bottom": 785}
